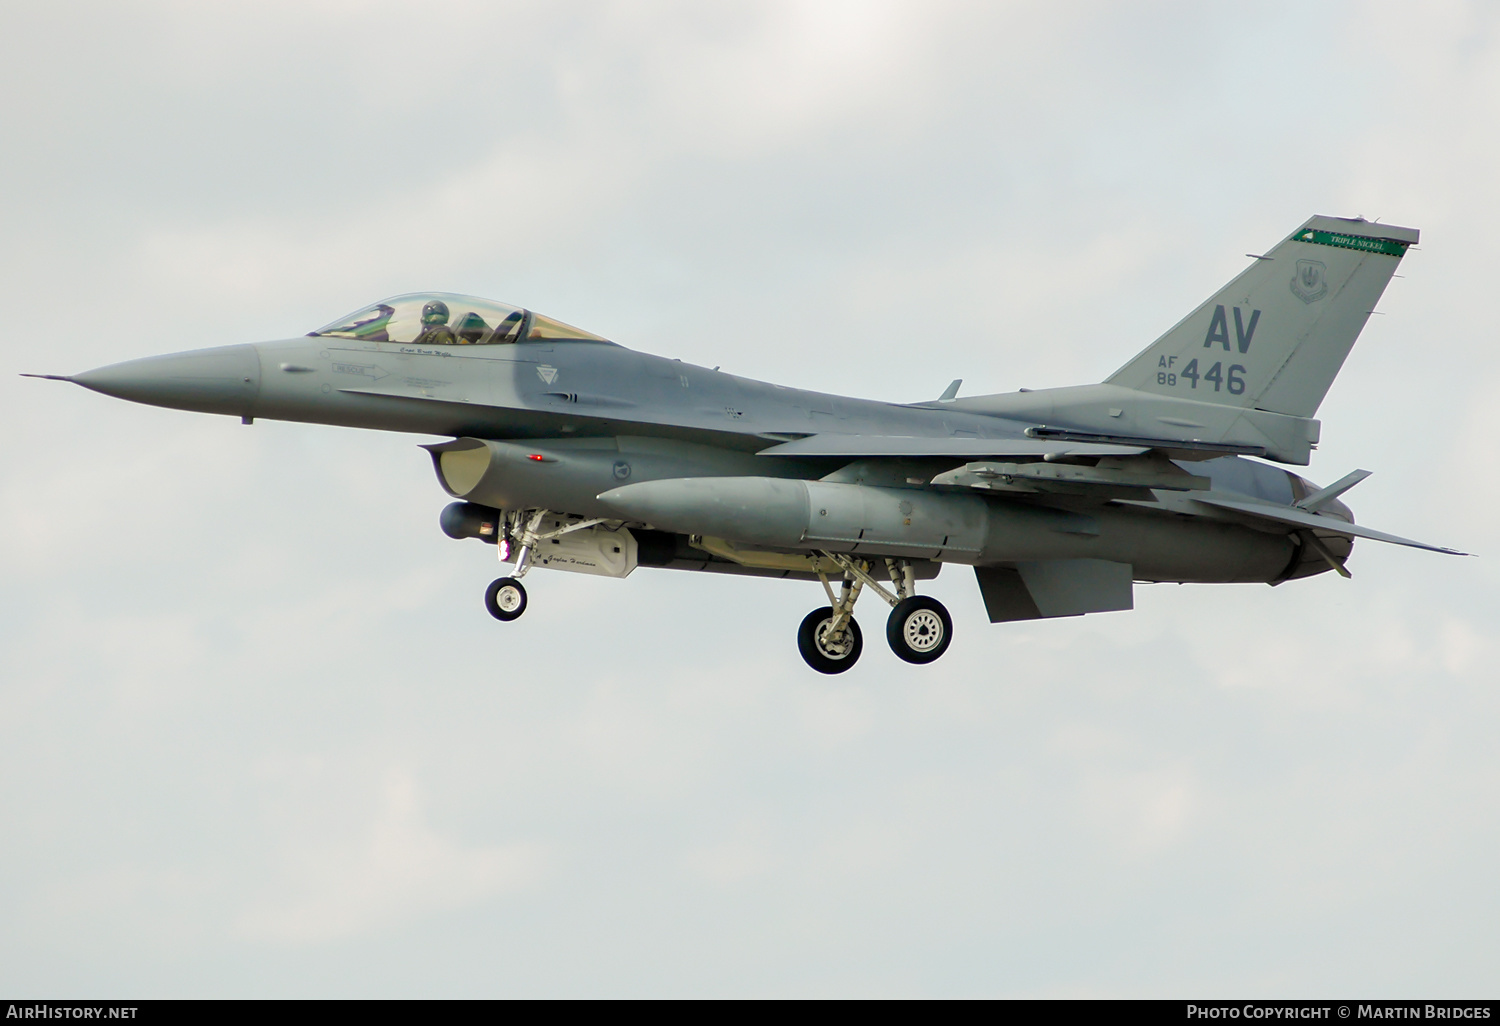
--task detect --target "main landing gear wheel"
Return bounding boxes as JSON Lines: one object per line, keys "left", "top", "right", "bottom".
{"left": 484, "top": 577, "right": 528, "bottom": 621}
{"left": 797, "top": 607, "right": 863, "bottom": 674}
{"left": 886, "top": 595, "right": 953, "bottom": 664}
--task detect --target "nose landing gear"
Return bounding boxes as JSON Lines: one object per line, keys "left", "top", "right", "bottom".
{"left": 484, "top": 577, "right": 528, "bottom": 621}
{"left": 796, "top": 554, "right": 953, "bottom": 672}
{"left": 480, "top": 508, "right": 609, "bottom": 623}
{"left": 483, "top": 509, "right": 543, "bottom": 622}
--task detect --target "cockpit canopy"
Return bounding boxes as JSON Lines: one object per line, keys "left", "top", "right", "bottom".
{"left": 309, "top": 292, "right": 609, "bottom": 346}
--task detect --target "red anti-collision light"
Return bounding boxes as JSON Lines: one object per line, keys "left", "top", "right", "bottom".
{"left": 528, "top": 454, "right": 546, "bottom": 461}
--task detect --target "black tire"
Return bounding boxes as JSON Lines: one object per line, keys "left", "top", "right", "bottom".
{"left": 886, "top": 595, "right": 952, "bottom": 664}
{"left": 484, "top": 577, "right": 528, "bottom": 621}
{"left": 797, "top": 607, "right": 863, "bottom": 674}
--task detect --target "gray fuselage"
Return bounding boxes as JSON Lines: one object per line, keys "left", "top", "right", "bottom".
{"left": 70, "top": 331, "right": 1337, "bottom": 587}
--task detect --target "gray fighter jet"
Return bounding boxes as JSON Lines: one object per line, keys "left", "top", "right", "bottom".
{"left": 27, "top": 215, "right": 1466, "bottom": 672}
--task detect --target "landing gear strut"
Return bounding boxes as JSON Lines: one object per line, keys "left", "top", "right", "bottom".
{"left": 795, "top": 554, "right": 953, "bottom": 672}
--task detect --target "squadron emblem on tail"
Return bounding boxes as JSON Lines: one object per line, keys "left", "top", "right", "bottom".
{"left": 1291, "top": 258, "right": 1329, "bottom": 303}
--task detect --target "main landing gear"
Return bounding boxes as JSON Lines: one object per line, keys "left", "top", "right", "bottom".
{"left": 482, "top": 508, "right": 609, "bottom": 623}
{"left": 886, "top": 595, "right": 952, "bottom": 665}
{"left": 796, "top": 554, "right": 953, "bottom": 673}
{"left": 797, "top": 605, "right": 864, "bottom": 674}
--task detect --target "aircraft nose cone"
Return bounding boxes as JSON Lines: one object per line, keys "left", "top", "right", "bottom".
{"left": 72, "top": 344, "right": 261, "bottom": 417}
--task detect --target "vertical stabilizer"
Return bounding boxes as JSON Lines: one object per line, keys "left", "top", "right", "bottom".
{"left": 1106, "top": 216, "right": 1418, "bottom": 418}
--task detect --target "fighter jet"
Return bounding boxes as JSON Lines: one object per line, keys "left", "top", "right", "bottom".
{"left": 27, "top": 215, "right": 1465, "bottom": 672}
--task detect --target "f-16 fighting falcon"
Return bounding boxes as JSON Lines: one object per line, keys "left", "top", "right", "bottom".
{"left": 27, "top": 215, "right": 1466, "bottom": 673}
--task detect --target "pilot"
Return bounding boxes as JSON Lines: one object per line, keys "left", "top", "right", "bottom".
{"left": 414, "top": 299, "right": 457, "bottom": 345}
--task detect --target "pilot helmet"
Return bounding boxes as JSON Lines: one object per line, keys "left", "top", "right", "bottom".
{"left": 421, "top": 300, "right": 451, "bottom": 325}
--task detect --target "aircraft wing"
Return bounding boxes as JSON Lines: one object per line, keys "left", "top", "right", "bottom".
{"left": 1192, "top": 495, "right": 1468, "bottom": 555}
{"left": 757, "top": 434, "right": 1147, "bottom": 459}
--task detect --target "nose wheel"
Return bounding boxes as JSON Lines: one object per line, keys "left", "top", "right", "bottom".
{"left": 485, "top": 577, "right": 528, "bottom": 621}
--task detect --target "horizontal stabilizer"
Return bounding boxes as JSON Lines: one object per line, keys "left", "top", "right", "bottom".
{"left": 1193, "top": 495, "right": 1467, "bottom": 555}
{"left": 758, "top": 434, "right": 1145, "bottom": 459}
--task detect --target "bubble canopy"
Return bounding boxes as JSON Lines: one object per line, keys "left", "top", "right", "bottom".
{"left": 309, "top": 293, "right": 610, "bottom": 346}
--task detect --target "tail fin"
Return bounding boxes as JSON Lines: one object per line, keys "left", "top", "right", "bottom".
{"left": 1106, "top": 216, "right": 1418, "bottom": 418}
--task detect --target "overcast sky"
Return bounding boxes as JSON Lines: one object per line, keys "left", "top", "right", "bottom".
{"left": 2, "top": 0, "right": 1497, "bottom": 997}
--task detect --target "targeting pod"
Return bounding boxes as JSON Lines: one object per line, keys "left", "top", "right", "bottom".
{"left": 439, "top": 501, "right": 502, "bottom": 543}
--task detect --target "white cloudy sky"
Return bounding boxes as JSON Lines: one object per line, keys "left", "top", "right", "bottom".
{"left": 1, "top": 0, "right": 1497, "bottom": 997}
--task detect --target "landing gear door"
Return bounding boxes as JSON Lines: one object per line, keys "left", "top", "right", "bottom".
{"left": 528, "top": 517, "right": 639, "bottom": 578}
